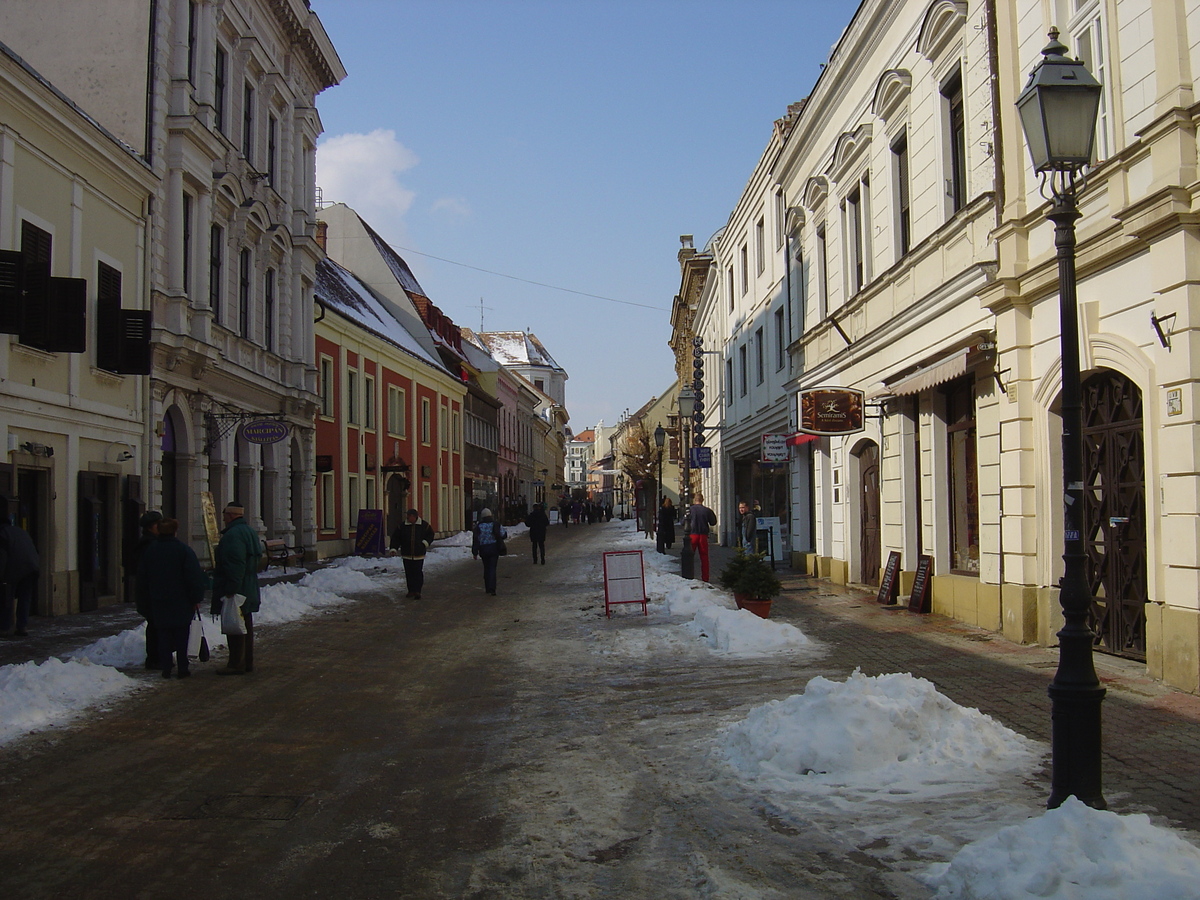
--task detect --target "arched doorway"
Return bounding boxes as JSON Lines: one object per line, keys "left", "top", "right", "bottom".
{"left": 853, "top": 441, "right": 881, "bottom": 585}
{"left": 1082, "top": 369, "right": 1147, "bottom": 659}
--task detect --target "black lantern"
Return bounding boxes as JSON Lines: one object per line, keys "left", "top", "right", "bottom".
{"left": 1016, "top": 28, "right": 1105, "bottom": 811}
{"left": 1015, "top": 29, "right": 1103, "bottom": 174}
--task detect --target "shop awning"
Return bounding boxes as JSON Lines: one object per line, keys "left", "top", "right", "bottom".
{"left": 786, "top": 433, "right": 820, "bottom": 446}
{"left": 882, "top": 337, "right": 995, "bottom": 397}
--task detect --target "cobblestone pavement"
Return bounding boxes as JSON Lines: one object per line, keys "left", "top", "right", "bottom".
{"left": 1, "top": 533, "right": 1198, "bottom": 899}
{"left": 705, "top": 542, "right": 1200, "bottom": 836}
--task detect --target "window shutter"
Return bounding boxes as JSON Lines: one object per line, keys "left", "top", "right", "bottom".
{"left": 0, "top": 249, "right": 23, "bottom": 334}
{"left": 117, "top": 310, "right": 152, "bottom": 374}
{"left": 19, "top": 221, "right": 52, "bottom": 349}
{"left": 39, "top": 277, "right": 87, "bottom": 353}
{"left": 96, "top": 262, "right": 122, "bottom": 370}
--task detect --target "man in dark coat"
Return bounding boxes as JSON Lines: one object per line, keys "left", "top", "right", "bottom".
{"left": 0, "top": 515, "right": 40, "bottom": 637}
{"left": 390, "top": 508, "right": 435, "bottom": 599}
{"left": 137, "top": 518, "right": 207, "bottom": 678}
{"left": 131, "top": 510, "right": 163, "bottom": 668}
{"left": 525, "top": 503, "right": 550, "bottom": 564}
{"left": 212, "top": 503, "right": 262, "bottom": 674}
{"left": 738, "top": 501, "right": 758, "bottom": 553}
{"left": 684, "top": 493, "right": 718, "bottom": 583}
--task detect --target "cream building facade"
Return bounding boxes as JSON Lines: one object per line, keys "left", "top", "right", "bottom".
{"left": 0, "top": 40, "right": 158, "bottom": 614}
{"left": 683, "top": 0, "right": 1200, "bottom": 691}
{"left": 1, "top": 1, "right": 345, "bottom": 566}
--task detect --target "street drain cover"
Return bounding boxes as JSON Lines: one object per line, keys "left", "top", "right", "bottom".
{"left": 170, "top": 794, "right": 308, "bottom": 820}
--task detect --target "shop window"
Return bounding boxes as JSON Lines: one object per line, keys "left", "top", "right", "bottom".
{"left": 944, "top": 376, "right": 978, "bottom": 573}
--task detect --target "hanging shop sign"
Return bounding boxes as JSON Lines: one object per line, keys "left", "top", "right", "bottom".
{"left": 761, "top": 433, "right": 790, "bottom": 463}
{"left": 240, "top": 419, "right": 290, "bottom": 445}
{"left": 798, "top": 387, "right": 865, "bottom": 435}
{"left": 690, "top": 446, "right": 712, "bottom": 468}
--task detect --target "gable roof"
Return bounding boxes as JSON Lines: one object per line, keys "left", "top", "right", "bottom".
{"left": 476, "top": 331, "right": 564, "bottom": 372}
{"left": 314, "top": 257, "right": 441, "bottom": 369}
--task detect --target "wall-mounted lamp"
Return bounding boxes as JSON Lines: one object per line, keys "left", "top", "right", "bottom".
{"left": 1151, "top": 311, "right": 1176, "bottom": 350}
{"left": 105, "top": 441, "right": 135, "bottom": 464}
{"left": 20, "top": 441, "right": 53, "bottom": 458}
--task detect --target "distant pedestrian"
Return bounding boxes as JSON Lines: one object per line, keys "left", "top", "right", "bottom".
{"left": 738, "top": 501, "right": 758, "bottom": 553}
{"left": 471, "top": 508, "right": 507, "bottom": 596}
{"left": 684, "top": 493, "right": 718, "bottom": 582}
{"left": 0, "top": 515, "right": 39, "bottom": 638}
{"left": 526, "top": 503, "right": 549, "bottom": 564}
{"left": 132, "top": 510, "right": 163, "bottom": 668}
{"left": 211, "top": 503, "right": 262, "bottom": 675}
{"left": 390, "top": 508, "right": 434, "bottom": 599}
{"left": 657, "top": 497, "right": 677, "bottom": 553}
{"left": 136, "top": 518, "right": 208, "bottom": 678}
{"left": 559, "top": 498, "right": 571, "bottom": 528}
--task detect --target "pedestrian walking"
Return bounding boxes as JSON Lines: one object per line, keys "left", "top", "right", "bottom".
{"left": 471, "top": 508, "right": 507, "bottom": 596}
{"left": 657, "top": 497, "right": 677, "bottom": 553}
{"left": 211, "top": 503, "right": 262, "bottom": 674}
{"left": 526, "top": 503, "right": 549, "bottom": 564}
{"left": 136, "top": 518, "right": 208, "bottom": 678}
{"left": 738, "top": 501, "right": 758, "bottom": 553}
{"left": 390, "top": 508, "right": 434, "bottom": 598}
{"left": 0, "top": 514, "right": 39, "bottom": 638}
{"left": 684, "top": 493, "right": 718, "bottom": 582}
{"left": 131, "top": 510, "right": 163, "bottom": 668}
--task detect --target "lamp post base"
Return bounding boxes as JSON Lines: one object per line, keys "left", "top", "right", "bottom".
{"left": 1047, "top": 679, "right": 1107, "bottom": 809}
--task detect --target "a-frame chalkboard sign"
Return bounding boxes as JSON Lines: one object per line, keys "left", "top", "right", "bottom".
{"left": 908, "top": 555, "right": 933, "bottom": 613}
{"left": 876, "top": 551, "right": 901, "bottom": 605}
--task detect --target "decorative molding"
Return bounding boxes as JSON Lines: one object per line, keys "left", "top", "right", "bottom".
{"left": 871, "top": 69, "right": 912, "bottom": 123}
{"left": 916, "top": 0, "right": 967, "bottom": 60}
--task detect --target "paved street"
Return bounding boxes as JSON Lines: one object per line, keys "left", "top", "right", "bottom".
{"left": 1, "top": 521, "right": 1198, "bottom": 899}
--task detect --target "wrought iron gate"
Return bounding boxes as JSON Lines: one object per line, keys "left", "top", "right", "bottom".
{"left": 1081, "top": 370, "right": 1147, "bottom": 659}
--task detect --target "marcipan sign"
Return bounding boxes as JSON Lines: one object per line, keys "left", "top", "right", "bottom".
{"left": 798, "top": 387, "right": 865, "bottom": 436}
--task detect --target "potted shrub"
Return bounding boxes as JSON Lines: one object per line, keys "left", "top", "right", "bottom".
{"left": 717, "top": 548, "right": 755, "bottom": 597}
{"left": 719, "top": 550, "right": 782, "bottom": 618}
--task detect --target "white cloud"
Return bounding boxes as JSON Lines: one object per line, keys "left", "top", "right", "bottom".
{"left": 430, "top": 196, "right": 472, "bottom": 220}
{"left": 316, "top": 129, "right": 419, "bottom": 223}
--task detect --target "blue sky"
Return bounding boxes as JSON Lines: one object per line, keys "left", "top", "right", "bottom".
{"left": 314, "top": 0, "right": 860, "bottom": 431}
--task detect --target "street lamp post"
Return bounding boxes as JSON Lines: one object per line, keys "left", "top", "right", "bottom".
{"left": 1016, "top": 29, "right": 1106, "bottom": 810}
{"left": 678, "top": 385, "right": 695, "bottom": 579}
{"left": 654, "top": 424, "right": 666, "bottom": 553}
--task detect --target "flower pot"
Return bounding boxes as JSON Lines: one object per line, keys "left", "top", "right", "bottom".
{"left": 733, "top": 592, "right": 752, "bottom": 608}
{"left": 739, "top": 598, "right": 772, "bottom": 619}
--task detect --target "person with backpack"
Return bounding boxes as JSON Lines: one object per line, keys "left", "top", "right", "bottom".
{"left": 471, "top": 508, "right": 507, "bottom": 596}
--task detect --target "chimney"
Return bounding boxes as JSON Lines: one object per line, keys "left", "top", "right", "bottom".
{"left": 315, "top": 220, "right": 328, "bottom": 251}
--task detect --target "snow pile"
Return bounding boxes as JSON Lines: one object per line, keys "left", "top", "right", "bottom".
{"left": 924, "top": 796, "right": 1200, "bottom": 899}
{"left": 600, "top": 519, "right": 818, "bottom": 659}
{"left": 686, "top": 604, "right": 812, "bottom": 654}
{"left": 66, "top": 623, "right": 152, "bottom": 667}
{"left": 1, "top": 568, "right": 380, "bottom": 745}
{"left": 0, "top": 658, "right": 140, "bottom": 744}
{"left": 721, "top": 670, "right": 1041, "bottom": 799}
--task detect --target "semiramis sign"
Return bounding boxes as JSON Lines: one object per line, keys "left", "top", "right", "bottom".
{"left": 798, "top": 388, "right": 865, "bottom": 435}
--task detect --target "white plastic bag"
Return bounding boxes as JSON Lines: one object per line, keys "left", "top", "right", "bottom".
{"left": 220, "top": 593, "right": 247, "bottom": 636}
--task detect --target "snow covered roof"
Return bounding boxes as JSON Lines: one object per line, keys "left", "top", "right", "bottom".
{"left": 477, "top": 331, "right": 564, "bottom": 372}
{"left": 357, "top": 216, "right": 427, "bottom": 298}
{"left": 315, "top": 258, "right": 441, "bottom": 369}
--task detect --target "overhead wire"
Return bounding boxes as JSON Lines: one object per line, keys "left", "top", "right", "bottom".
{"left": 389, "top": 243, "right": 668, "bottom": 312}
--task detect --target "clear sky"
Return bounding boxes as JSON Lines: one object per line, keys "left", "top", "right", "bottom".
{"left": 314, "top": 0, "right": 860, "bottom": 432}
